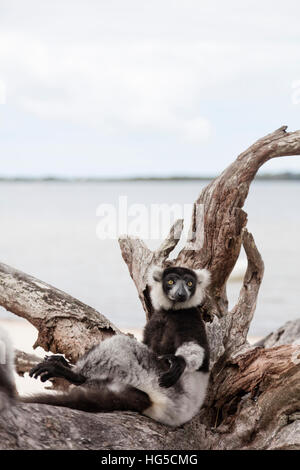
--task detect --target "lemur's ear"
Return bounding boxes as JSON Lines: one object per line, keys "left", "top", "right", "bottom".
{"left": 148, "top": 265, "right": 164, "bottom": 284}
{"left": 194, "top": 269, "right": 211, "bottom": 289}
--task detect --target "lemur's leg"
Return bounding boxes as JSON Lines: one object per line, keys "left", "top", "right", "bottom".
{"left": 71, "top": 334, "right": 183, "bottom": 424}
{"left": 29, "top": 358, "right": 86, "bottom": 385}
{"left": 28, "top": 335, "right": 199, "bottom": 426}
{"left": 27, "top": 335, "right": 166, "bottom": 416}
{"left": 73, "top": 335, "right": 169, "bottom": 397}
{"left": 29, "top": 336, "right": 164, "bottom": 390}
{"left": 23, "top": 382, "right": 152, "bottom": 412}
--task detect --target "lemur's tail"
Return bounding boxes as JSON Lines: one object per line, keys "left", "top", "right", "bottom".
{"left": 21, "top": 385, "right": 151, "bottom": 413}
{"left": 0, "top": 328, "right": 17, "bottom": 409}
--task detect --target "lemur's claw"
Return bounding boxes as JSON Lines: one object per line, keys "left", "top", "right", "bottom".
{"left": 29, "top": 363, "right": 57, "bottom": 382}
{"left": 29, "top": 356, "right": 71, "bottom": 382}
{"left": 39, "top": 372, "right": 54, "bottom": 383}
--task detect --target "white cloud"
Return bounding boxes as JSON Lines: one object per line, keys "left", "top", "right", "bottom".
{"left": 0, "top": 31, "right": 215, "bottom": 141}
{"left": 0, "top": 0, "right": 298, "bottom": 145}
{"left": 0, "top": 0, "right": 300, "bottom": 176}
{"left": 1, "top": 31, "right": 299, "bottom": 142}
{"left": 182, "top": 118, "right": 212, "bottom": 143}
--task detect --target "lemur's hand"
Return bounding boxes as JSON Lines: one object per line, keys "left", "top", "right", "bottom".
{"left": 159, "top": 354, "right": 186, "bottom": 388}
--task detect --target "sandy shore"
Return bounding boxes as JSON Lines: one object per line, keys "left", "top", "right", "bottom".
{"left": 0, "top": 318, "right": 260, "bottom": 395}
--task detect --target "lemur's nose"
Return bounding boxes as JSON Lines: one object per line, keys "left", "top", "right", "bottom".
{"left": 176, "top": 292, "right": 187, "bottom": 302}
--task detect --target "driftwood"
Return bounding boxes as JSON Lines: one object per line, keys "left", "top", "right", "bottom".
{"left": 1, "top": 126, "right": 300, "bottom": 449}
{"left": 0, "top": 263, "right": 120, "bottom": 362}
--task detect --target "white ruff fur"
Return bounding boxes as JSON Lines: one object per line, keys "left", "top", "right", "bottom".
{"left": 147, "top": 266, "right": 211, "bottom": 311}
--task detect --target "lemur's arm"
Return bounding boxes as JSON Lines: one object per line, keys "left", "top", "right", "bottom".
{"left": 174, "top": 315, "right": 208, "bottom": 373}
{"left": 159, "top": 344, "right": 205, "bottom": 388}
{"left": 159, "top": 342, "right": 205, "bottom": 388}
{"left": 29, "top": 355, "right": 86, "bottom": 385}
{"left": 158, "top": 354, "right": 186, "bottom": 388}
{"left": 175, "top": 341, "right": 205, "bottom": 372}
{"left": 159, "top": 323, "right": 207, "bottom": 388}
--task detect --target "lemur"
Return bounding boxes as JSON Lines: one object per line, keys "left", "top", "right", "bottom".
{"left": 0, "top": 266, "right": 210, "bottom": 427}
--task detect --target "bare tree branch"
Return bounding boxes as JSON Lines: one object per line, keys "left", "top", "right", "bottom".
{"left": 176, "top": 126, "right": 300, "bottom": 314}
{"left": 224, "top": 228, "right": 265, "bottom": 355}
{"left": 14, "top": 350, "right": 42, "bottom": 377}
{"left": 119, "top": 219, "right": 184, "bottom": 320}
{"left": 255, "top": 319, "right": 300, "bottom": 348}
{"left": 0, "top": 262, "right": 120, "bottom": 362}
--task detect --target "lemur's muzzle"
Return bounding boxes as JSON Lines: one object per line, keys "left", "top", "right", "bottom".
{"left": 175, "top": 286, "right": 188, "bottom": 302}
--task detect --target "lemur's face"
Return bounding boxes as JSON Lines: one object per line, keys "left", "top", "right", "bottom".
{"left": 148, "top": 265, "right": 211, "bottom": 311}
{"left": 162, "top": 268, "right": 197, "bottom": 303}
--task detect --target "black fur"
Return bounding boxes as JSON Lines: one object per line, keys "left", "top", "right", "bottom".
{"left": 144, "top": 266, "right": 210, "bottom": 388}
{"left": 30, "top": 355, "right": 86, "bottom": 385}
{"left": 143, "top": 307, "right": 210, "bottom": 372}
{"left": 158, "top": 354, "right": 186, "bottom": 388}
{"left": 162, "top": 266, "right": 198, "bottom": 299}
{"left": 21, "top": 384, "right": 151, "bottom": 413}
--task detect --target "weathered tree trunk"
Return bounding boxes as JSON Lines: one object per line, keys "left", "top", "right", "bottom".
{"left": 1, "top": 126, "right": 300, "bottom": 450}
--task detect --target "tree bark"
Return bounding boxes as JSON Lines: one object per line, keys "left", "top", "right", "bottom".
{"left": 1, "top": 126, "right": 300, "bottom": 450}
{"left": 0, "top": 262, "right": 120, "bottom": 362}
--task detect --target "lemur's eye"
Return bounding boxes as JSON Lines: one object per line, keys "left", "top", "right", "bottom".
{"left": 187, "top": 281, "right": 193, "bottom": 287}
{"left": 168, "top": 280, "right": 174, "bottom": 285}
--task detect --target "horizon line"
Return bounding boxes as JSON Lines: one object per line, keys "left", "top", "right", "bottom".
{"left": 0, "top": 172, "right": 300, "bottom": 182}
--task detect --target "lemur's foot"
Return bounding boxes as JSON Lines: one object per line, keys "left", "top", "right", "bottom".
{"left": 43, "top": 354, "right": 72, "bottom": 368}
{"left": 29, "top": 359, "right": 86, "bottom": 385}
{"left": 29, "top": 361, "right": 67, "bottom": 383}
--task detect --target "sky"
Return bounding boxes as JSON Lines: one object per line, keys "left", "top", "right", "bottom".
{"left": 0, "top": 0, "right": 300, "bottom": 177}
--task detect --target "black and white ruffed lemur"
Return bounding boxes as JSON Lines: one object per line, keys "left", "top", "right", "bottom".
{"left": 0, "top": 266, "right": 211, "bottom": 427}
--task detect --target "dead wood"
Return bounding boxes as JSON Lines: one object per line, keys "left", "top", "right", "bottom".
{"left": 1, "top": 126, "right": 300, "bottom": 449}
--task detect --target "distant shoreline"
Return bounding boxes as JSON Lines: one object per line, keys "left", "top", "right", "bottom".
{"left": 0, "top": 173, "right": 300, "bottom": 183}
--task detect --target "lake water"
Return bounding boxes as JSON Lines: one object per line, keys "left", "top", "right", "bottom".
{"left": 0, "top": 180, "right": 299, "bottom": 337}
